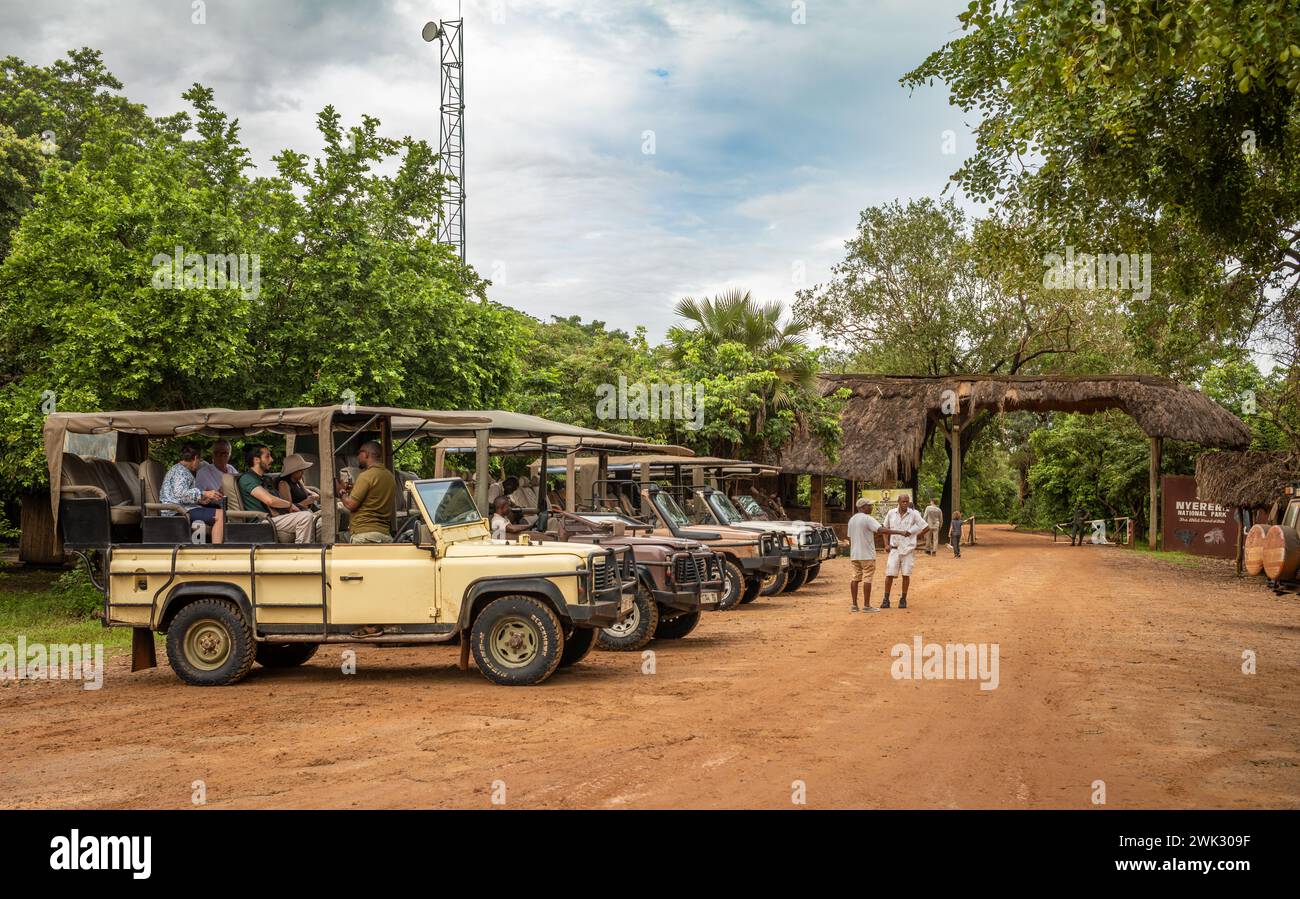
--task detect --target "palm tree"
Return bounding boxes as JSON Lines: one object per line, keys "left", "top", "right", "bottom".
{"left": 668, "top": 288, "right": 818, "bottom": 436}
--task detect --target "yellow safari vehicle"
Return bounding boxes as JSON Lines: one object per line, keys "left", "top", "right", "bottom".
{"left": 44, "top": 406, "right": 640, "bottom": 686}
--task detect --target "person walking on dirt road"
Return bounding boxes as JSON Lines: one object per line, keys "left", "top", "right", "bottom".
{"left": 950, "top": 509, "right": 964, "bottom": 558}
{"left": 922, "top": 497, "right": 943, "bottom": 555}
{"left": 848, "top": 497, "right": 884, "bottom": 613}
{"left": 882, "top": 494, "right": 927, "bottom": 609}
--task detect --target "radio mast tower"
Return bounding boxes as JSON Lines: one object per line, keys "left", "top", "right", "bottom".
{"left": 422, "top": 15, "right": 465, "bottom": 261}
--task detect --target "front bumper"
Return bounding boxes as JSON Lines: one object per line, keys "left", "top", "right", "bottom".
{"left": 572, "top": 548, "right": 637, "bottom": 628}
{"left": 652, "top": 551, "right": 725, "bottom": 612}
{"left": 787, "top": 545, "right": 821, "bottom": 567}
{"left": 740, "top": 553, "right": 784, "bottom": 576}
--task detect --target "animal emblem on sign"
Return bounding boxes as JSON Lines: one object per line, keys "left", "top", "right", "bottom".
{"left": 1203, "top": 528, "right": 1225, "bottom": 545}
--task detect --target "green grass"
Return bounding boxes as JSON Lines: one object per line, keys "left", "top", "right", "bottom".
{"left": 1128, "top": 543, "right": 1209, "bottom": 568}
{"left": 0, "top": 565, "right": 136, "bottom": 652}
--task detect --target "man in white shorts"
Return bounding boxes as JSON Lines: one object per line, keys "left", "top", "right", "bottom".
{"left": 881, "top": 493, "right": 928, "bottom": 609}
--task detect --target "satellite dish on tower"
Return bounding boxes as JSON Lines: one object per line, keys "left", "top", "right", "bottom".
{"left": 421, "top": 21, "right": 442, "bottom": 42}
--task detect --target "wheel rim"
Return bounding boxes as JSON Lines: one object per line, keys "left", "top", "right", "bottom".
{"left": 184, "top": 619, "right": 232, "bottom": 671}
{"left": 604, "top": 599, "right": 641, "bottom": 638}
{"left": 721, "top": 569, "right": 739, "bottom": 605}
{"left": 490, "top": 616, "right": 540, "bottom": 668}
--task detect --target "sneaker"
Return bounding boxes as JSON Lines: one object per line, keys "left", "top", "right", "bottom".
{"left": 851, "top": 605, "right": 860, "bottom": 613}
{"left": 899, "top": 598, "right": 908, "bottom": 609}
{"left": 863, "top": 605, "right": 879, "bottom": 613}
{"left": 880, "top": 598, "right": 891, "bottom": 609}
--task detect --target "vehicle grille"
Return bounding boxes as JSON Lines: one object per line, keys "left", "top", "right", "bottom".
{"left": 591, "top": 554, "right": 618, "bottom": 591}
{"left": 760, "top": 534, "right": 780, "bottom": 556}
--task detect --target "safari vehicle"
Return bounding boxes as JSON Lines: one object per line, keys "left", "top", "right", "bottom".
{"left": 692, "top": 486, "right": 838, "bottom": 593}
{"left": 46, "top": 406, "right": 638, "bottom": 687}
{"left": 640, "top": 484, "right": 785, "bottom": 608}
{"left": 1246, "top": 486, "right": 1300, "bottom": 593}
{"left": 537, "top": 510, "right": 725, "bottom": 649}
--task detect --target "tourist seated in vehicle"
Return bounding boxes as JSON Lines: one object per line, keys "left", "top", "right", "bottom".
{"left": 196, "top": 438, "right": 239, "bottom": 493}
{"left": 238, "top": 444, "right": 317, "bottom": 543}
{"left": 277, "top": 453, "right": 320, "bottom": 511}
{"left": 159, "top": 442, "right": 225, "bottom": 543}
{"left": 337, "top": 440, "right": 395, "bottom": 544}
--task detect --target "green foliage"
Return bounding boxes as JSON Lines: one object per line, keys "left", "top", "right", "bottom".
{"left": 0, "top": 67, "right": 522, "bottom": 496}
{"left": 1025, "top": 411, "right": 1197, "bottom": 532}
{"left": 49, "top": 565, "right": 104, "bottom": 617}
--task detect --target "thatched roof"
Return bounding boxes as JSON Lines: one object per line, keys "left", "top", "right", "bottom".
{"left": 778, "top": 374, "right": 1251, "bottom": 482}
{"left": 1195, "top": 451, "right": 1300, "bottom": 509}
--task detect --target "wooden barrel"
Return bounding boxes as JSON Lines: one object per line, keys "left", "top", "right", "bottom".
{"left": 1261, "top": 525, "right": 1300, "bottom": 581}
{"left": 1243, "top": 524, "right": 1268, "bottom": 576}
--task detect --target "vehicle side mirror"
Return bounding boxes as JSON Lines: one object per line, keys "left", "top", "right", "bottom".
{"left": 418, "top": 522, "right": 435, "bottom": 546}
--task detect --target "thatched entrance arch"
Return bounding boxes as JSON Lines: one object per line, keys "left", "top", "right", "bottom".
{"left": 777, "top": 374, "right": 1250, "bottom": 547}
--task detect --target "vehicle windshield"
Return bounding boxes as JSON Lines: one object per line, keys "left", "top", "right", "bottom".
{"left": 414, "top": 479, "right": 483, "bottom": 526}
{"left": 653, "top": 492, "right": 691, "bottom": 529}
{"left": 734, "top": 495, "right": 767, "bottom": 519}
{"left": 706, "top": 491, "right": 746, "bottom": 524}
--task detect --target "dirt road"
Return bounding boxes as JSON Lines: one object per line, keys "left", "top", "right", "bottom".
{"left": 3, "top": 525, "right": 1299, "bottom": 809}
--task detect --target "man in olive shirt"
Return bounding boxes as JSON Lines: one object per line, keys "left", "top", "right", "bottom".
{"left": 339, "top": 441, "right": 395, "bottom": 543}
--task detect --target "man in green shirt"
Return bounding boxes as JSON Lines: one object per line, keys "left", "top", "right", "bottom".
{"left": 238, "top": 444, "right": 316, "bottom": 543}
{"left": 339, "top": 441, "right": 395, "bottom": 543}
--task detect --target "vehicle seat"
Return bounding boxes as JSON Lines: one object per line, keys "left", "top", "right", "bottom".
{"left": 62, "top": 453, "right": 140, "bottom": 526}
{"left": 220, "top": 472, "right": 277, "bottom": 543}
{"left": 139, "top": 458, "right": 192, "bottom": 543}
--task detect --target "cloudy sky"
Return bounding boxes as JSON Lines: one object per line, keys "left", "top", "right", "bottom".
{"left": 2, "top": 0, "right": 978, "bottom": 338}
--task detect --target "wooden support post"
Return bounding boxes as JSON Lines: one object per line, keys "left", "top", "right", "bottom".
{"left": 434, "top": 447, "right": 446, "bottom": 478}
{"left": 475, "top": 428, "right": 490, "bottom": 516}
{"left": 950, "top": 416, "right": 962, "bottom": 518}
{"left": 1149, "top": 436, "right": 1161, "bottom": 550}
{"left": 810, "top": 474, "right": 825, "bottom": 524}
{"left": 565, "top": 450, "right": 577, "bottom": 512}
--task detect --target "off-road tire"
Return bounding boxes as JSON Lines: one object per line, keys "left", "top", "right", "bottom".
{"left": 740, "top": 576, "right": 762, "bottom": 604}
{"left": 804, "top": 563, "right": 821, "bottom": 585}
{"left": 559, "top": 626, "right": 597, "bottom": 667}
{"left": 782, "top": 566, "right": 808, "bottom": 593}
{"left": 653, "top": 610, "right": 701, "bottom": 640}
{"left": 717, "top": 559, "right": 746, "bottom": 611}
{"left": 595, "top": 586, "right": 660, "bottom": 651}
{"left": 470, "top": 595, "right": 563, "bottom": 686}
{"left": 759, "top": 567, "right": 788, "bottom": 596}
{"left": 166, "top": 598, "right": 256, "bottom": 686}
{"left": 255, "top": 642, "right": 320, "bottom": 668}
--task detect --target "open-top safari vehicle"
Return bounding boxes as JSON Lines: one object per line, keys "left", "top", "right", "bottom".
{"left": 432, "top": 435, "right": 726, "bottom": 650}
{"left": 45, "top": 406, "right": 642, "bottom": 687}
{"left": 691, "top": 486, "right": 838, "bottom": 593}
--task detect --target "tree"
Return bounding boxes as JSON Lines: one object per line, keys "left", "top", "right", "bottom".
{"left": 667, "top": 291, "right": 840, "bottom": 460}
{"left": 903, "top": 0, "right": 1300, "bottom": 394}
{"left": 794, "top": 197, "right": 1124, "bottom": 516}
{"left": 0, "top": 82, "right": 521, "bottom": 498}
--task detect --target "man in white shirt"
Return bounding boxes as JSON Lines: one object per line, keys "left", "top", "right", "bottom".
{"left": 882, "top": 493, "right": 927, "bottom": 609}
{"left": 196, "top": 439, "right": 239, "bottom": 494}
{"left": 847, "top": 497, "right": 886, "bottom": 613}
{"left": 922, "top": 498, "right": 943, "bottom": 555}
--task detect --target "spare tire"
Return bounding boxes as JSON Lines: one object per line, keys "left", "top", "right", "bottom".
{"left": 1243, "top": 524, "right": 1267, "bottom": 577}
{"left": 1261, "top": 525, "right": 1300, "bottom": 581}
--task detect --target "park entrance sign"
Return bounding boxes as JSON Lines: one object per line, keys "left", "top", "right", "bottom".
{"left": 1161, "top": 475, "right": 1235, "bottom": 560}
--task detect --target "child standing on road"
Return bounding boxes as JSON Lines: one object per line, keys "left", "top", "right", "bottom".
{"left": 950, "top": 510, "right": 964, "bottom": 558}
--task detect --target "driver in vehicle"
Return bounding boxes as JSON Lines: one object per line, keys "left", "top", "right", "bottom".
{"left": 338, "top": 441, "right": 395, "bottom": 544}
{"left": 491, "top": 495, "right": 529, "bottom": 540}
